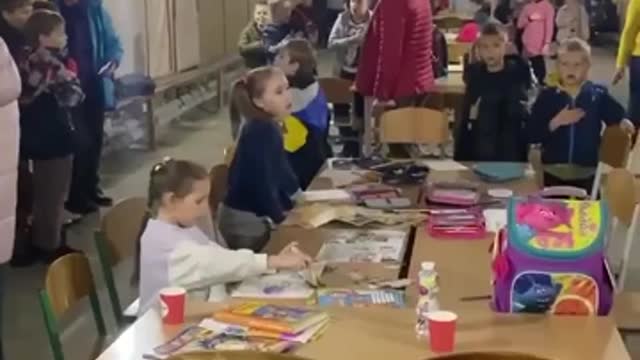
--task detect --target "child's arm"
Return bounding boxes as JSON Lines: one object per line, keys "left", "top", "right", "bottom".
{"left": 528, "top": 90, "right": 557, "bottom": 144}
{"left": 599, "top": 87, "right": 635, "bottom": 133}
{"left": 555, "top": 6, "right": 570, "bottom": 28}
{"left": 580, "top": 5, "right": 590, "bottom": 41}
{"left": 328, "top": 15, "right": 360, "bottom": 48}
{"left": 543, "top": 3, "right": 555, "bottom": 52}
{"left": 0, "top": 39, "right": 20, "bottom": 107}
{"left": 517, "top": 5, "right": 530, "bottom": 29}
{"left": 616, "top": 0, "right": 640, "bottom": 69}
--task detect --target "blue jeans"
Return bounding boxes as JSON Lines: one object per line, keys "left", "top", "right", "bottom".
{"left": 628, "top": 57, "right": 640, "bottom": 124}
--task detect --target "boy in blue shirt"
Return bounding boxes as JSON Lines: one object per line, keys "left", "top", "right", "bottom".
{"left": 528, "top": 39, "right": 634, "bottom": 188}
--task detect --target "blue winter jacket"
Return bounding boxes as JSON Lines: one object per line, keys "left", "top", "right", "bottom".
{"left": 58, "top": 0, "right": 123, "bottom": 110}
{"left": 528, "top": 81, "right": 626, "bottom": 167}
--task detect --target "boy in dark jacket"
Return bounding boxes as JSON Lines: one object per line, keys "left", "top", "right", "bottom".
{"left": 455, "top": 23, "right": 532, "bottom": 162}
{"left": 528, "top": 39, "right": 634, "bottom": 187}
{"left": 19, "top": 10, "right": 84, "bottom": 261}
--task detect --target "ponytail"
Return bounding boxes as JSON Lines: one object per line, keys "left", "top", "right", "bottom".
{"left": 230, "top": 66, "right": 284, "bottom": 121}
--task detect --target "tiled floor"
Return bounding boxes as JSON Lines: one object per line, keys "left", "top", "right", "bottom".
{"left": 5, "top": 45, "right": 640, "bottom": 360}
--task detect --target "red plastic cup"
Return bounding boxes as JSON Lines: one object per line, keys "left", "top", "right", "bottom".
{"left": 427, "top": 311, "right": 458, "bottom": 353}
{"left": 159, "top": 287, "right": 186, "bottom": 325}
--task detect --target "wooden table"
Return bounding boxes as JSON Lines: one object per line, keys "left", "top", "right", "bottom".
{"left": 95, "top": 165, "right": 632, "bottom": 360}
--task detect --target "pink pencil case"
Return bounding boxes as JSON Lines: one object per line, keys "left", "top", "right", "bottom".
{"left": 427, "top": 208, "right": 486, "bottom": 239}
{"left": 425, "top": 181, "right": 481, "bottom": 207}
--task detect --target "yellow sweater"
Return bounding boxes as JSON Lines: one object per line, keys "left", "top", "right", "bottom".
{"left": 617, "top": 0, "right": 640, "bottom": 67}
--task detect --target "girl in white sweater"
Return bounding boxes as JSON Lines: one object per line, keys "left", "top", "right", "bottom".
{"left": 136, "top": 158, "right": 311, "bottom": 315}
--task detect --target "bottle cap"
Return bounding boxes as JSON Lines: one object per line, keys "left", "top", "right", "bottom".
{"left": 421, "top": 262, "right": 435, "bottom": 271}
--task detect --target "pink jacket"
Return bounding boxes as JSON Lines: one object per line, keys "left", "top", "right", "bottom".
{"left": 0, "top": 38, "right": 20, "bottom": 264}
{"left": 518, "top": 0, "right": 555, "bottom": 56}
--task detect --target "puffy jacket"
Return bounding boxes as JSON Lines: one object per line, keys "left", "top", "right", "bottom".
{"left": 356, "top": 0, "right": 434, "bottom": 100}
{"left": 0, "top": 38, "right": 20, "bottom": 263}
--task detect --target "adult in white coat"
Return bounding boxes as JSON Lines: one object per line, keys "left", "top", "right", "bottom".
{"left": 0, "top": 37, "right": 20, "bottom": 360}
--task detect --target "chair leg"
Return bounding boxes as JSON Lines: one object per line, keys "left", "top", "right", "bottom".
{"left": 94, "top": 232, "right": 124, "bottom": 327}
{"left": 39, "top": 290, "right": 65, "bottom": 360}
{"left": 89, "top": 290, "right": 107, "bottom": 336}
{"left": 618, "top": 207, "right": 640, "bottom": 291}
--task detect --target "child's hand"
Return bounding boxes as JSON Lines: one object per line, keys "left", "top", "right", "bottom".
{"left": 621, "top": 119, "right": 636, "bottom": 135}
{"left": 612, "top": 67, "right": 626, "bottom": 85}
{"left": 542, "top": 44, "right": 551, "bottom": 56}
{"left": 268, "top": 252, "right": 312, "bottom": 271}
{"left": 550, "top": 107, "right": 585, "bottom": 131}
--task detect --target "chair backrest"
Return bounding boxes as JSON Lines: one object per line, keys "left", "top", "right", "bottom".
{"left": 600, "top": 126, "right": 632, "bottom": 168}
{"left": 209, "top": 164, "right": 230, "bottom": 219}
{"left": 604, "top": 168, "right": 640, "bottom": 291}
{"left": 318, "top": 77, "right": 353, "bottom": 105}
{"left": 434, "top": 16, "right": 470, "bottom": 31}
{"left": 447, "top": 42, "right": 472, "bottom": 64}
{"left": 45, "top": 253, "right": 101, "bottom": 319}
{"left": 40, "top": 253, "right": 106, "bottom": 360}
{"left": 379, "top": 107, "right": 449, "bottom": 145}
{"left": 101, "top": 197, "right": 148, "bottom": 266}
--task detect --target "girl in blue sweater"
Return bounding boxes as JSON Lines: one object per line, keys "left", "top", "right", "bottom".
{"left": 218, "top": 67, "right": 301, "bottom": 252}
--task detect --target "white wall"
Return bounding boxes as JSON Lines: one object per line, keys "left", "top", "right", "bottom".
{"left": 103, "top": 0, "right": 147, "bottom": 75}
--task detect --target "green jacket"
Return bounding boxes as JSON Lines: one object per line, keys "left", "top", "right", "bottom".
{"left": 238, "top": 22, "right": 268, "bottom": 68}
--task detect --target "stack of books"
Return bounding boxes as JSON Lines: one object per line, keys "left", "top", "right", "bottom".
{"left": 145, "top": 302, "right": 329, "bottom": 359}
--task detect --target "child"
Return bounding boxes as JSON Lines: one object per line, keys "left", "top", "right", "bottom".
{"left": 327, "top": 0, "right": 370, "bottom": 157}
{"left": 0, "top": 0, "right": 33, "bottom": 58}
{"left": 274, "top": 39, "right": 330, "bottom": 189}
{"left": 263, "top": 0, "right": 296, "bottom": 63}
{"left": 238, "top": 0, "right": 271, "bottom": 69}
{"left": 137, "top": 158, "right": 311, "bottom": 314}
{"left": 555, "top": 0, "right": 590, "bottom": 44}
{"left": 219, "top": 67, "right": 302, "bottom": 252}
{"left": 517, "top": 0, "right": 554, "bottom": 85}
{"left": 19, "top": 9, "right": 84, "bottom": 262}
{"left": 289, "top": 0, "right": 319, "bottom": 45}
{"left": 528, "top": 39, "right": 635, "bottom": 189}
{"left": 455, "top": 23, "right": 532, "bottom": 162}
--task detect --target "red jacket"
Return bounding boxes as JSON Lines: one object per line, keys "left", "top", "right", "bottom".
{"left": 356, "top": 0, "right": 434, "bottom": 100}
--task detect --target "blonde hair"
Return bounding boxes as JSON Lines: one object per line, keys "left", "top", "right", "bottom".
{"left": 557, "top": 38, "right": 591, "bottom": 63}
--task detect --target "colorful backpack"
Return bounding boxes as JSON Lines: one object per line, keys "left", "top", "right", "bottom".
{"left": 491, "top": 195, "right": 615, "bottom": 316}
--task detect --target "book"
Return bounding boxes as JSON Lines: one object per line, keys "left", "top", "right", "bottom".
{"left": 314, "top": 288, "right": 406, "bottom": 308}
{"left": 144, "top": 325, "right": 293, "bottom": 359}
{"left": 199, "top": 318, "right": 329, "bottom": 344}
{"left": 212, "top": 302, "right": 329, "bottom": 335}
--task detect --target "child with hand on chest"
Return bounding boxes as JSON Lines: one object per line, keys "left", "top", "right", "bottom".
{"left": 137, "top": 158, "right": 311, "bottom": 315}
{"left": 528, "top": 39, "right": 635, "bottom": 189}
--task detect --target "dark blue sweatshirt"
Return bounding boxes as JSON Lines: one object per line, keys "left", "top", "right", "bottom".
{"left": 528, "top": 81, "right": 626, "bottom": 167}
{"left": 224, "top": 119, "right": 299, "bottom": 224}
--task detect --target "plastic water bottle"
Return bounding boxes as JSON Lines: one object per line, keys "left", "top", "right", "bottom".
{"left": 415, "top": 262, "right": 440, "bottom": 338}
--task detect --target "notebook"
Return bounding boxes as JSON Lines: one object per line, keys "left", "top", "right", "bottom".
{"left": 212, "top": 302, "right": 329, "bottom": 334}
{"left": 473, "top": 162, "right": 526, "bottom": 183}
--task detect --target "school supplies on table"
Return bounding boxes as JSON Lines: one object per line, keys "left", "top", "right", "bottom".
{"left": 314, "top": 288, "right": 406, "bottom": 308}
{"left": 425, "top": 181, "right": 481, "bottom": 207}
{"left": 212, "top": 302, "right": 330, "bottom": 334}
{"left": 426, "top": 208, "right": 486, "bottom": 239}
{"left": 199, "top": 318, "right": 329, "bottom": 344}
{"left": 301, "top": 189, "right": 352, "bottom": 202}
{"left": 283, "top": 204, "right": 426, "bottom": 229}
{"left": 231, "top": 272, "right": 315, "bottom": 300}
{"left": 315, "top": 229, "right": 408, "bottom": 263}
{"left": 491, "top": 196, "right": 614, "bottom": 316}
{"left": 473, "top": 162, "right": 527, "bottom": 183}
{"left": 348, "top": 183, "right": 402, "bottom": 202}
{"left": 423, "top": 160, "right": 468, "bottom": 171}
{"left": 143, "top": 325, "right": 293, "bottom": 359}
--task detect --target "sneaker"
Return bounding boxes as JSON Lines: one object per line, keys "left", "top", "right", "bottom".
{"left": 65, "top": 201, "right": 99, "bottom": 215}
{"left": 41, "top": 245, "right": 81, "bottom": 264}
{"left": 92, "top": 190, "right": 113, "bottom": 207}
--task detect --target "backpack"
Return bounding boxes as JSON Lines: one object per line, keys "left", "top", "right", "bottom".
{"left": 491, "top": 192, "right": 615, "bottom": 316}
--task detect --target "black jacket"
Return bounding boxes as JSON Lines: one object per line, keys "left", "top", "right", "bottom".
{"left": 0, "top": 17, "right": 25, "bottom": 60}
{"left": 455, "top": 55, "right": 532, "bottom": 162}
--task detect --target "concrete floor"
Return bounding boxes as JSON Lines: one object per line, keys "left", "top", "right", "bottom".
{"left": 5, "top": 46, "right": 640, "bottom": 360}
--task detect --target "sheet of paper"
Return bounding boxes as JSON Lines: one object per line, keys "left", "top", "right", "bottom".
{"left": 448, "top": 63, "right": 464, "bottom": 72}
{"left": 231, "top": 272, "right": 314, "bottom": 299}
{"left": 301, "top": 189, "right": 352, "bottom": 202}
{"left": 316, "top": 229, "right": 408, "bottom": 263}
{"left": 423, "top": 160, "right": 468, "bottom": 171}
{"left": 321, "top": 169, "right": 372, "bottom": 188}
{"left": 483, "top": 209, "right": 508, "bottom": 233}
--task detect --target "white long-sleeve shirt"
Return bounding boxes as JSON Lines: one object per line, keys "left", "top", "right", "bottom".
{"left": 138, "top": 218, "right": 268, "bottom": 315}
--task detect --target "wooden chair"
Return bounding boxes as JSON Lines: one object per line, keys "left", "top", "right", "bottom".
{"left": 378, "top": 108, "right": 449, "bottom": 157}
{"left": 590, "top": 126, "right": 632, "bottom": 199}
{"left": 94, "top": 197, "right": 147, "bottom": 327}
{"left": 39, "top": 253, "right": 106, "bottom": 360}
{"left": 604, "top": 168, "right": 639, "bottom": 291}
{"left": 434, "top": 16, "right": 471, "bottom": 32}
{"left": 318, "top": 77, "right": 353, "bottom": 106}
{"left": 447, "top": 42, "right": 472, "bottom": 65}
{"left": 209, "top": 164, "right": 230, "bottom": 220}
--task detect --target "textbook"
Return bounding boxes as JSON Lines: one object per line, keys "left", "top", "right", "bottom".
{"left": 212, "top": 302, "right": 329, "bottom": 335}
